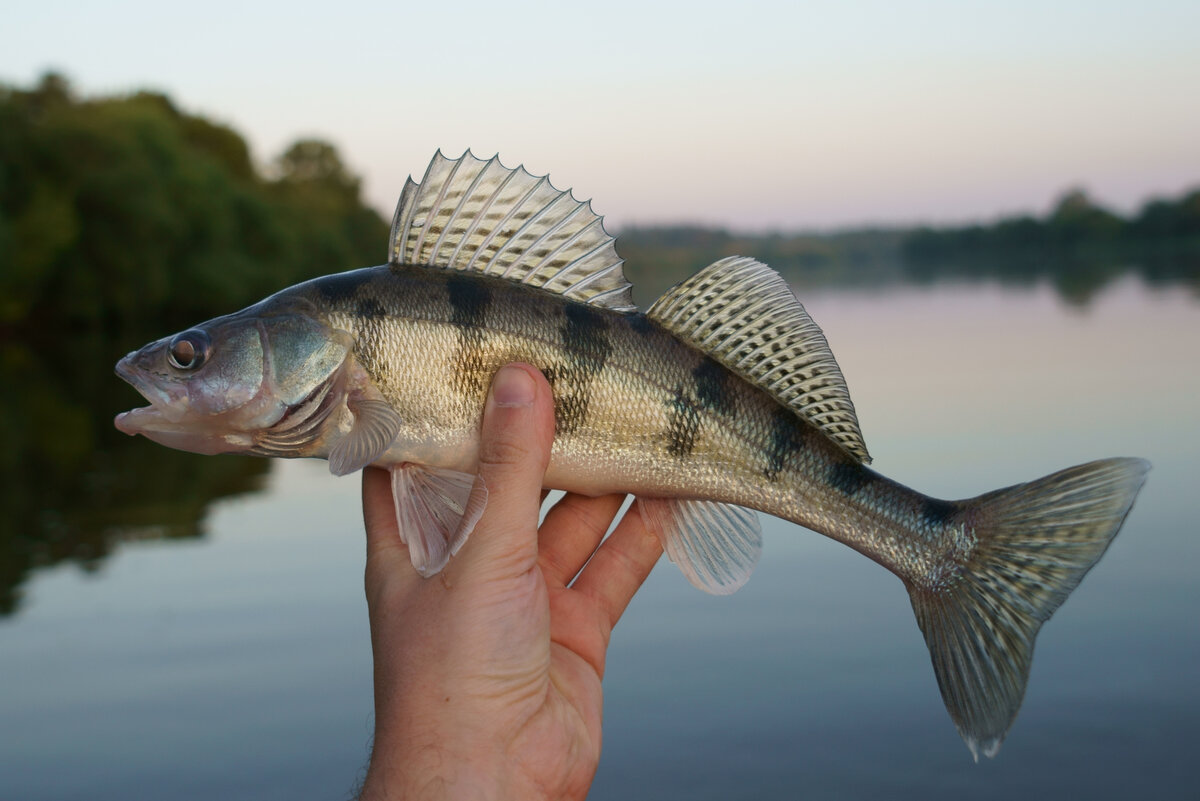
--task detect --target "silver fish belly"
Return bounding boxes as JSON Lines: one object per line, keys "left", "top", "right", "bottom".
{"left": 114, "top": 150, "right": 1149, "bottom": 760}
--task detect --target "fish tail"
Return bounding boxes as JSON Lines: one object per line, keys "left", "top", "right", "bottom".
{"left": 907, "top": 457, "right": 1150, "bottom": 760}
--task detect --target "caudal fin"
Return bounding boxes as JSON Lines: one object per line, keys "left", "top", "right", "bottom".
{"left": 908, "top": 457, "right": 1150, "bottom": 760}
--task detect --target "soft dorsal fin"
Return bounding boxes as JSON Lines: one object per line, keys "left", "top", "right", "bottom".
{"left": 647, "top": 256, "right": 871, "bottom": 463}
{"left": 388, "top": 150, "right": 636, "bottom": 311}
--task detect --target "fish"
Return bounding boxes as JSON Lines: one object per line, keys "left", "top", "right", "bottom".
{"left": 114, "top": 150, "right": 1149, "bottom": 760}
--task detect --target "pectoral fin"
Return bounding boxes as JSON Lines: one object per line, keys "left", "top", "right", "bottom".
{"left": 637, "top": 497, "right": 762, "bottom": 595}
{"left": 328, "top": 397, "right": 403, "bottom": 476}
{"left": 390, "top": 464, "right": 488, "bottom": 577}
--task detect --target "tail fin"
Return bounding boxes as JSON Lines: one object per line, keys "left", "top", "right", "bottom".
{"left": 908, "top": 457, "right": 1150, "bottom": 760}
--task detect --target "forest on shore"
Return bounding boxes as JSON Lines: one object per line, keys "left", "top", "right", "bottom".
{"left": 620, "top": 188, "right": 1200, "bottom": 304}
{"left": 0, "top": 74, "right": 388, "bottom": 337}
{"left": 4, "top": 73, "right": 1198, "bottom": 335}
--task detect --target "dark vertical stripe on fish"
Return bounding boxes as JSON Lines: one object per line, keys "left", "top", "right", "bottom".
{"left": 663, "top": 357, "right": 737, "bottom": 458}
{"left": 665, "top": 385, "right": 701, "bottom": 457}
{"left": 692, "top": 357, "right": 736, "bottom": 417}
{"left": 314, "top": 269, "right": 375, "bottom": 304}
{"left": 446, "top": 273, "right": 493, "bottom": 398}
{"left": 356, "top": 297, "right": 387, "bottom": 320}
{"left": 764, "top": 407, "right": 802, "bottom": 481}
{"left": 628, "top": 313, "right": 656, "bottom": 335}
{"left": 828, "top": 462, "right": 873, "bottom": 496}
{"left": 921, "top": 498, "right": 958, "bottom": 528}
{"left": 553, "top": 302, "right": 612, "bottom": 434}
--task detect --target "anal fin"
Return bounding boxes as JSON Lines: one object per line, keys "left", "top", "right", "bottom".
{"left": 390, "top": 464, "right": 488, "bottom": 577}
{"left": 637, "top": 498, "right": 762, "bottom": 595}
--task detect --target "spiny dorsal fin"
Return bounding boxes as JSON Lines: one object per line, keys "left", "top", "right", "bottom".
{"left": 647, "top": 256, "right": 870, "bottom": 463}
{"left": 388, "top": 150, "right": 636, "bottom": 311}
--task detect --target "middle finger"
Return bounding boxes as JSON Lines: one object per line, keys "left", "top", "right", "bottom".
{"left": 537, "top": 492, "right": 628, "bottom": 587}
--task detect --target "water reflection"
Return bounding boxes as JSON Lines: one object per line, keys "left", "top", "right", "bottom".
{"left": 621, "top": 224, "right": 1200, "bottom": 310}
{"left": 0, "top": 331, "right": 268, "bottom": 616}
{"left": 900, "top": 248, "right": 1200, "bottom": 307}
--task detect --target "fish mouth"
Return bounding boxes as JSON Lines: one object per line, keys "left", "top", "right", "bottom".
{"left": 113, "top": 355, "right": 182, "bottom": 435}
{"left": 112, "top": 352, "right": 259, "bottom": 455}
{"left": 112, "top": 361, "right": 249, "bottom": 455}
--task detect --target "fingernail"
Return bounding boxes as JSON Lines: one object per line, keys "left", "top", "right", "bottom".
{"left": 491, "top": 365, "right": 535, "bottom": 407}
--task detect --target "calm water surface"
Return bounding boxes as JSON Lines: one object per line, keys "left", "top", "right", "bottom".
{"left": 1, "top": 278, "right": 1197, "bottom": 800}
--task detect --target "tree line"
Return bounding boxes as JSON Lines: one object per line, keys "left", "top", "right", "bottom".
{"left": 3, "top": 73, "right": 1197, "bottom": 331}
{"left": 899, "top": 187, "right": 1200, "bottom": 300}
{"left": 0, "top": 73, "right": 388, "bottom": 337}
{"left": 620, "top": 187, "right": 1200, "bottom": 304}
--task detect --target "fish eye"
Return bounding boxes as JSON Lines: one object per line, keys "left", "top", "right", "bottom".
{"left": 167, "top": 330, "right": 211, "bottom": 371}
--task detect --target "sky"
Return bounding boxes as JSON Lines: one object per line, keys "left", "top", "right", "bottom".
{"left": 3, "top": 0, "right": 1199, "bottom": 230}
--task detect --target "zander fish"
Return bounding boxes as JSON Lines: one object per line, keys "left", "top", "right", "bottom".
{"left": 114, "top": 150, "right": 1149, "bottom": 759}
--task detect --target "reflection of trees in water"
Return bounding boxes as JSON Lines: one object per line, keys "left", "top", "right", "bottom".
{"left": 900, "top": 188, "right": 1200, "bottom": 305}
{"left": 901, "top": 241, "right": 1200, "bottom": 306}
{"left": 621, "top": 188, "right": 1200, "bottom": 307}
{"left": 0, "top": 332, "right": 269, "bottom": 617}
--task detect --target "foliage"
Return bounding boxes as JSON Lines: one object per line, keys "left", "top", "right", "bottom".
{"left": 0, "top": 74, "right": 388, "bottom": 334}
{"left": 619, "top": 226, "right": 906, "bottom": 305}
{"left": 620, "top": 186, "right": 1200, "bottom": 307}
{"left": 900, "top": 187, "right": 1200, "bottom": 302}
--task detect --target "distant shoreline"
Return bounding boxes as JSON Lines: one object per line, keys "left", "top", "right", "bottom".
{"left": 619, "top": 186, "right": 1199, "bottom": 305}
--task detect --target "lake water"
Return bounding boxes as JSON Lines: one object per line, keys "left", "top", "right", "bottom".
{"left": 1, "top": 277, "right": 1197, "bottom": 800}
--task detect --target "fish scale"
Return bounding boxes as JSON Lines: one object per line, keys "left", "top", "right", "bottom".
{"left": 114, "top": 150, "right": 1149, "bottom": 760}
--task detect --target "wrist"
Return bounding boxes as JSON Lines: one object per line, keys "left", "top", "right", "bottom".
{"left": 359, "top": 736, "right": 537, "bottom": 801}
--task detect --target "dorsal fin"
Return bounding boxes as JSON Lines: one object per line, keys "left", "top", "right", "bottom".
{"left": 647, "top": 256, "right": 871, "bottom": 463}
{"left": 388, "top": 150, "right": 636, "bottom": 311}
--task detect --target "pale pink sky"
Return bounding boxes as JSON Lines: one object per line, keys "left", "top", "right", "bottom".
{"left": 5, "top": 0, "right": 1198, "bottom": 230}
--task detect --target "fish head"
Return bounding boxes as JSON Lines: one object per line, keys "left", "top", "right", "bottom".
{"left": 114, "top": 297, "right": 353, "bottom": 456}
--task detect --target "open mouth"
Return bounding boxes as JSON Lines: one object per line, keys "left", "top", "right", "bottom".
{"left": 113, "top": 355, "right": 177, "bottom": 435}
{"left": 111, "top": 352, "right": 259, "bottom": 456}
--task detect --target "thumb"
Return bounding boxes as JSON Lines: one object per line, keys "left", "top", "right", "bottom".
{"left": 454, "top": 363, "right": 555, "bottom": 577}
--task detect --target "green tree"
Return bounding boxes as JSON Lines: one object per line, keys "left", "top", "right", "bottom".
{"left": 0, "top": 74, "right": 388, "bottom": 333}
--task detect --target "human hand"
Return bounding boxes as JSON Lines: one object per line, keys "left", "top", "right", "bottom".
{"left": 358, "top": 363, "right": 663, "bottom": 800}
